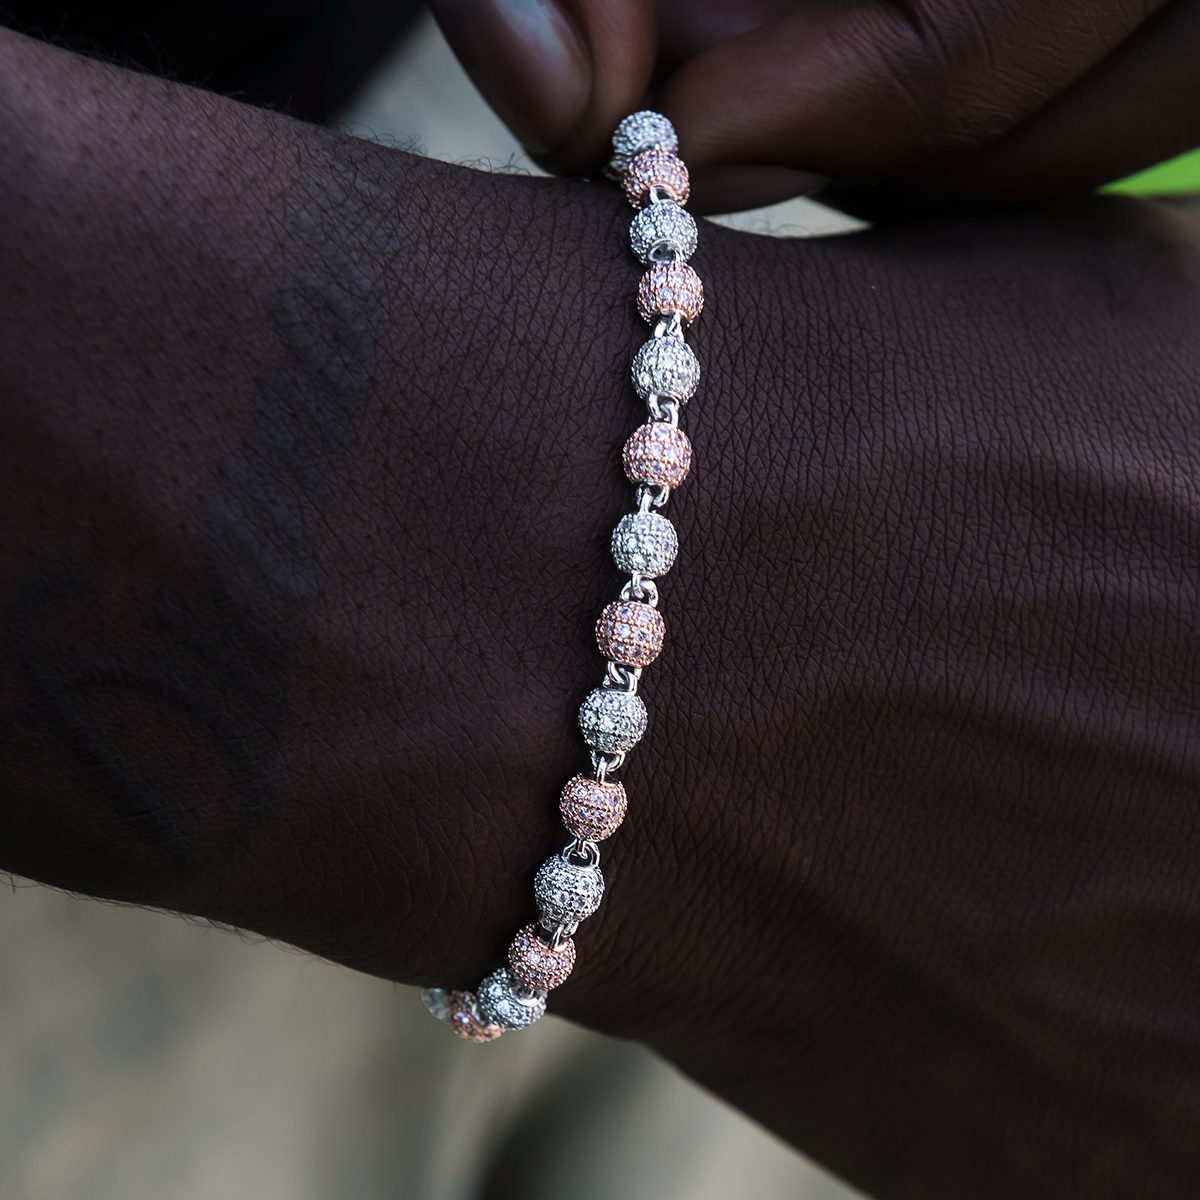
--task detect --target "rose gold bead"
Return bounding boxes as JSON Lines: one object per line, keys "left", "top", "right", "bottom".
{"left": 509, "top": 924, "right": 575, "bottom": 990}
{"left": 559, "top": 774, "right": 628, "bottom": 842}
{"left": 624, "top": 149, "right": 690, "bottom": 209}
{"left": 623, "top": 422, "right": 692, "bottom": 489}
{"left": 637, "top": 262, "right": 704, "bottom": 326}
{"left": 443, "top": 991, "right": 504, "bottom": 1043}
{"left": 596, "top": 600, "right": 665, "bottom": 669}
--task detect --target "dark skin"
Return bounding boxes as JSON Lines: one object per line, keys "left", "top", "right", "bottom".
{"left": 4, "top": 27, "right": 1200, "bottom": 1199}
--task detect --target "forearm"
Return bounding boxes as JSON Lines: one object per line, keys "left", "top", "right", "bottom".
{"left": 5, "top": 28, "right": 1200, "bottom": 1199}
{"left": 0, "top": 32, "right": 304, "bottom": 894}
{"left": 0, "top": 29, "right": 755, "bottom": 988}
{"left": 0, "top": 29, "right": 591, "bottom": 954}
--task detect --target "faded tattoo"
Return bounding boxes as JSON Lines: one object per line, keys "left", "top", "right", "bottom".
{"left": 1, "top": 163, "right": 401, "bottom": 874}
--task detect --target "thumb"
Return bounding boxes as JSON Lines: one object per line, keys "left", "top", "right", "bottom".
{"left": 429, "top": 0, "right": 656, "bottom": 174}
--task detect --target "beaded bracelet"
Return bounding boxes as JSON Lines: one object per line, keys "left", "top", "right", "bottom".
{"left": 422, "top": 112, "right": 699, "bottom": 1042}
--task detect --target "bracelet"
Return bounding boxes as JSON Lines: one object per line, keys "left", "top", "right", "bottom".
{"left": 422, "top": 112, "right": 699, "bottom": 1042}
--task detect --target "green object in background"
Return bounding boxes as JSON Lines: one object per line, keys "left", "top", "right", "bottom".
{"left": 1103, "top": 146, "right": 1200, "bottom": 196}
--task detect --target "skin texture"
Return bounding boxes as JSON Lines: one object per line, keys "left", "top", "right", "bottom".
{"left": 3, "top": 27, "right": 1200, "bottom": 1199}
{"left": 430, "top": 0, "right": 1200, "bottom": 213}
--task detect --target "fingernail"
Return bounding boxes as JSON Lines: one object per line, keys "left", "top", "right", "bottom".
{"left": 433, "top": 0, "right": 592, "bottom": 156}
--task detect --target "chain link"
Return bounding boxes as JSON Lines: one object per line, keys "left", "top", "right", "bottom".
{"left": 620, "top": 575, "right": 659, "bottom": 606}
{"left": 646, "top": 394, "right": 680, "bottom": 425}
{"left": 637, "top": 483, "right": 670, "bottom": 511}
{"left": 591, "top": 749, "right": 625, "bottom": 779}
{"left": 563, "top": 837, "right": 602, "bottom": 868}
{"left": 653, "top": 311, "right": 684, "bottom": 340}
{"left": 648, "top": 241, "right": 683, "bottom": 265}
{"left": 604, "top": 661, "right": 642, "bottom": 692}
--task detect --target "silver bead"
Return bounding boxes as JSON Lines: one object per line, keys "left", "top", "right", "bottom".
{"left": 476, "top": 968, "right": 547, "bottom": 1031}
{"left": 632, "top": 337, "right": 700, "bottom": 403}
{"left": 630, "top": 201, "right": 698, "bottom": 264}
{"left": 535, "top": 854, "right": 606, "bottom": 927}
{"left": 610, "top": 111, "right": 678, "bottom": 176}
{"left": 579, "top": 687, "right": 648, "bottom": 753}
{"left": 612, "top": 511, "right": 678, "bottom": 577}
{"left": 421, "top": 987, "right": 452, "bottom": 1022}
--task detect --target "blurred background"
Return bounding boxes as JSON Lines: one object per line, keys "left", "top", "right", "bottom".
{"left": 0, "top": 9, "right": 868, "bottom": 1200}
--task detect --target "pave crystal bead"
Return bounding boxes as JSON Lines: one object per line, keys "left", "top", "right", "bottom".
{"left": 534, "top": 854, "right": 606, "bottom": 927}
{"left": 624, "top": 149, "right": 690, "bottom": 209}
{"left": 421, "top": 988, "right": 503, "bottom": 1043}
{"left": 509, "top": 924, "right": 575, "bottom": 990}
{"left": 632, "top": 337, "right": 700, "bottom": 403}
{"left": 610, "top": 110, "right": 679, "bottom": 175}
{"left": 579, "top": 686, "right": 648, "bottom": 753}
{"left": 623, "top": 423, "right": 692, "bottom": 489}
{"left": 596, "top": 600, "right": 665, "bottom": 668}
{"left": 630, "top": 201, "right": 698, "bottom": 264}
{"left": 612, "top": 511, "right": 678, "bottom": 577}
{"left": 476, "top": 968, "right": 547, "bottom": 1031}
{"left": 637, "top": 262, "right": 704, "bottom": 326}
{"left": 559, "top": 774, "right": 628, "bottom": 842}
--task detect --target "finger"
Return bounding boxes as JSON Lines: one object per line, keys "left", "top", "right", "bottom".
{"left": 686, "top": 164, "right": 831, "bottom": 215}
{"left": 657, "top": 0, "right": 1170, "bottom": 184}
{"left": 904, "top": 0, "right": 1200, "bottom": 208}
{"left": 429, "top": 0, "right": 656, "bottom": 172}
{"left": 651, "top": 0, "right": 804, "bottom": 74}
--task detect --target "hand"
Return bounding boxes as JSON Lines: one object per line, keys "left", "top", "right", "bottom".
{"left": 429, "top": 0, "right": 1200, "bottom": 213}
{"left": 4, "top": 28, "right": 1200, "bottom": 1198}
